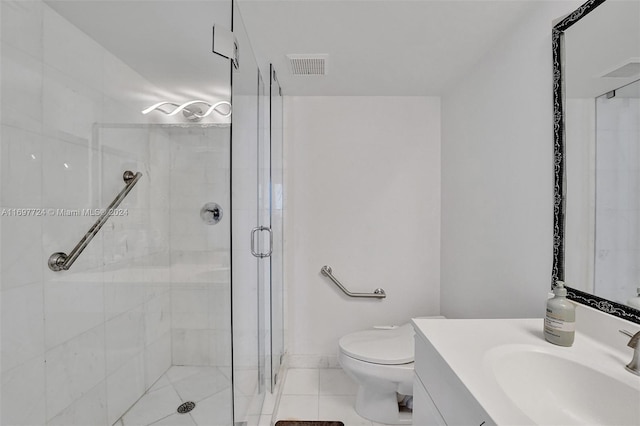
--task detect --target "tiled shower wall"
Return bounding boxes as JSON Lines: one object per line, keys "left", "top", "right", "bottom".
{"left": 167, "top": 126, "right": 231, "bottom": 368}
{"left": 1, "top": 2, "right": 169, "bottom": 424}
{"left": 1, "top": 2, "right": 232, "bottom": 425}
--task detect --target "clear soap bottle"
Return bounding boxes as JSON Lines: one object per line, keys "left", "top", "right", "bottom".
{"left": 544, "top": 281, "right": 575, "bottom": 346}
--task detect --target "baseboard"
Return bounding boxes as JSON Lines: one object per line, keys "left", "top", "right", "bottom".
{"left": 286, "top": 354, "right": 340, "bottom": 369}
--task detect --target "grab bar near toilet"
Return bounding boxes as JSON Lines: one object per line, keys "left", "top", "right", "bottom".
{"left": 320, "top": 265, "right": 386, "bottom": 299}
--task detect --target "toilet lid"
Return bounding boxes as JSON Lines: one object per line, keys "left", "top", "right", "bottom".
{"left": 339, "top": 323, "right": 414, "bottom": 365}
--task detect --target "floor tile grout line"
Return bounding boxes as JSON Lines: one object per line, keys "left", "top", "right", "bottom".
{"left": 122, "top": 365, "right": 232, "bottom": 426}
{"left": 316, "top": 368, "right": 320, "bottom": 420}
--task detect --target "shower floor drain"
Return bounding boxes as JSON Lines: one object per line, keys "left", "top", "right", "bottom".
{"left": 177, "top": 401, "right": 196, "bottom": 414}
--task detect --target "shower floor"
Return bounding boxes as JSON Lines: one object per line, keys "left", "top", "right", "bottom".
{"left": 116, "top": 366, "right": 232, "bottom": 426}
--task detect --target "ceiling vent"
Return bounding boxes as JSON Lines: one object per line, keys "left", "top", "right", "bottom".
{"left": 600, "top": 59, "right": 640, "bottom": 78}
{"left": 287, "top": 54, "right": 328, "bottom": 76}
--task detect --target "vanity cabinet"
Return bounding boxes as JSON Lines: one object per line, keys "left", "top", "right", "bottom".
{"left": 413, "top": 333, "right": 495, "bottom": 426}
{"left": 413, "top": 375, "right": 446, "bottom": 426}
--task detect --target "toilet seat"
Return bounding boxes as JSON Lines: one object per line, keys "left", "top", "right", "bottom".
{"left": 339, "top": 323, "right": 414, "bottom": 365}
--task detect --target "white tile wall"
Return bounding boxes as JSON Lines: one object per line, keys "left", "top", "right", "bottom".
{"left": 167, "top": 130, "right": 232, "bottom": 366}
{"left": 42, "top": 7, "right": 105, "bottom": 92}
{"left": 172, "top": 329, "right": 211, "bottom": 365}
{"left": 106, "top": 308, "right": 146, "bottom": 375}
{"left": 144, "top": 333, "right": 172, "bottom": 390}
{"left": 0, "top": 2, "right": 227, "bottom": 425}
{"left": 41, "top": 65, "right": 103, "bottom": 143}
{"left": 45, "top": 326, "right": 106, "bottom": 418}
{"left": 0, "top": 282, "right": 45, "bottom": 372}
{"left": 0, "top": 0, "right": 44, "bottom": 58}
{"left": 0, "top": 124, "right": 43, "bottom": 207}
{"left": 44, "top": 278, "right": 105, "bottom": 350}
{"left": 0, "top": 43, "right": 44, "bottom": 131}
{"left": 48, "top": 382, "right": 108, "bottom": 426}
{"left": 0, "top": 212, "right": 44, "bottom": 290}
{"left": 105, "top": 279, "right": 147, "bottom": 321}
{"left": 145, "top": 292, "right": 172, "bottom": 344}
{"left": 0, "top": 355, "right": 47, "bottom": 426}
{"left": 172, "top": 284, "right": 210, "bottom": 329}
{"left": 106, "top": 354, "right": 146, "bottom": 425}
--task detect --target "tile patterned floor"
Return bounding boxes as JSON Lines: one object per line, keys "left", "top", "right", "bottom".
{"left": 274, "top": 368, "right": 403, "bottom": 426}
{"left": 114, "top": 366, "right": 397, "bottom": 426}
{"left": 116, "top": 366, "right": 233, "bottom": 426}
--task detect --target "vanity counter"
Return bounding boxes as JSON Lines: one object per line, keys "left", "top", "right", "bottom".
{"left": 411, "top": 318, "right": 640, "bottom": 425}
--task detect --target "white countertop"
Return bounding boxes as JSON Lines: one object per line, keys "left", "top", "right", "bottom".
{"left": 411, "top": 317, "right": 640, "bottom": 425}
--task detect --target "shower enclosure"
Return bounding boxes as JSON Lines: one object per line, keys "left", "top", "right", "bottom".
{"left": 594, "top": 79, "right": 640, "bottom": 304}
{"left": 0, "top": 1, "right": 283, "bottom": 425}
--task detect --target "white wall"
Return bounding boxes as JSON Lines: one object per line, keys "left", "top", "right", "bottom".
{"left": 283, "top": 96, "right": 441, "bottom": 363}
{"left": 440, "top": 0, "right": 583, "bottom": 319}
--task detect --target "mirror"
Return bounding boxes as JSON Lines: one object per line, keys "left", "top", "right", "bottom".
{"left": 553, "top": 0, "right": 640, "bottom": 324}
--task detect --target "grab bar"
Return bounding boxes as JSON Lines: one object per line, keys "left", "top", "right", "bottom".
{"left": 48, "top": 170, "right": 143, "bottom": 272}
{"left": 320, "top": 265, "right": 386, "bottom": 299}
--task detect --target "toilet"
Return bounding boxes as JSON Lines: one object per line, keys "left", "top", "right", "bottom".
{"left": 338, "top": 318, "right": 444, "bottom": 425}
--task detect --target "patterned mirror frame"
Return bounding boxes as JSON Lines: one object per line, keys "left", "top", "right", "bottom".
{"left": 552, "top": 0, "right": 640, "bottom": 324}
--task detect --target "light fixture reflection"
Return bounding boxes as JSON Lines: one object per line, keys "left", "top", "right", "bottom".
{"left": 141, "top": 100, "right": 231, "bottom": 122}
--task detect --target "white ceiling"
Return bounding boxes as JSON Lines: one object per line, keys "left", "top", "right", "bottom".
{"left": 564, "top": 0, "right": 640, "bottom": 99}
{"left": 238, "top": 0, "right": 539, "bottom": 95}
{"left": 46, "top": 0, "right": 234, "bottom": 100}
{"left": 46, "top": 0, "right": 541, "bottom": 97}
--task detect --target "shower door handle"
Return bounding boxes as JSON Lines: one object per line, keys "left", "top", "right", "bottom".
{"left": 251, "top": 226, "right": 273, "bottom": 258}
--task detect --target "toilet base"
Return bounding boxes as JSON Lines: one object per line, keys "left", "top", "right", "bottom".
{"left": 354, "top": 385, "right": 412, "bottom": 425}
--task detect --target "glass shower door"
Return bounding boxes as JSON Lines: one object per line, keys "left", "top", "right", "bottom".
{"left": 95, "top": 123, "right": 234, "bottom": 426}
{"left": 1, "top": 1, "right": 236, "bottom": 425}
{"left": 230, "top": 2, "right": 267, "bottom": 424}
{"left": 594, "top": 79, "right": 640, "bottom": 304}
{"left": 269, "top": 64, "right": 285, "bottom": 390}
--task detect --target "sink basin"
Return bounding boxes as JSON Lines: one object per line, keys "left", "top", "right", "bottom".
{"left": 489, "top": 347, "right": 640, "bottom": 425}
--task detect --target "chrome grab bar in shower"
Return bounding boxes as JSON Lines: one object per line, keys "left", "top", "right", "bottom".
{"left": 320, "top": 265, "right": 386, "bottom": 299}
{"left": 48, "top": 171, "right": 143, "bottom": 272}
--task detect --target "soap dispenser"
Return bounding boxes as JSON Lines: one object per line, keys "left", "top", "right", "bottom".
{"left": 544, "top": 281, "right": 575, "bottom": 346}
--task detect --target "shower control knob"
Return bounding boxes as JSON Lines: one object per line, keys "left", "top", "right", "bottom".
{"left": 200, "top": 203, "right": 223, "bottom": 225}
